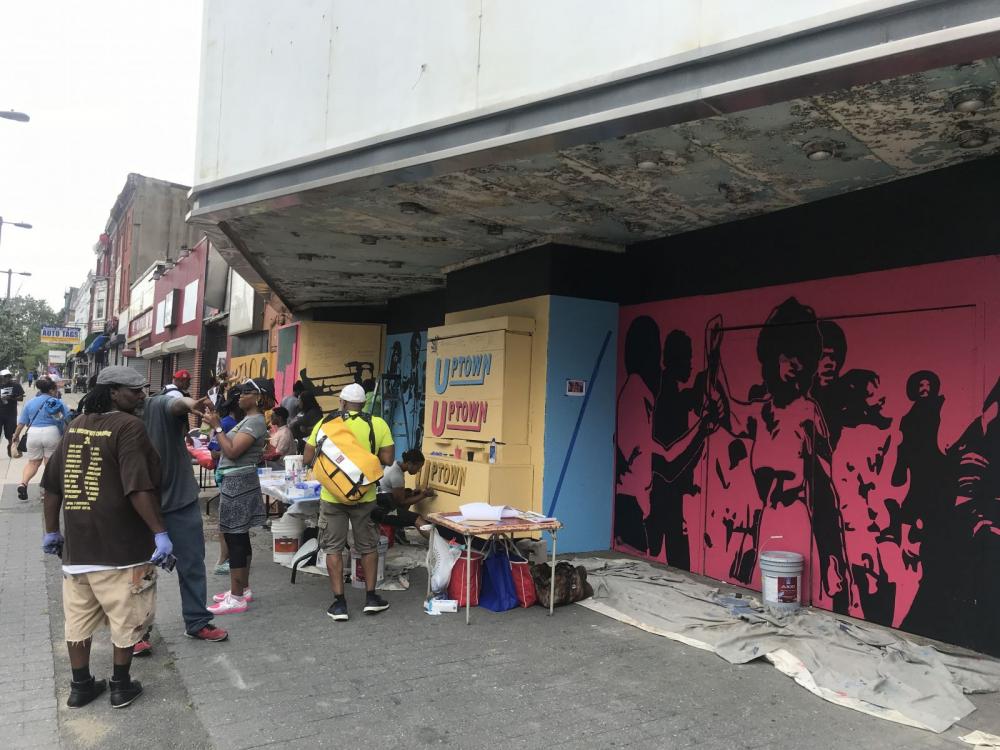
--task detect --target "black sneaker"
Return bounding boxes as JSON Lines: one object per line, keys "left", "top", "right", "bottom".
{"left": 67, "top": 677, "right": 106, "bottom": 708}
{"left": 109, "top": 677, "right": 143, "bottom": 709}
{"left": 16, "top": 484, "right": 27, "bottom": 501}
{"left": 327, "top": 599, "right": 349, "bottom": 622}
{"left": 363, "top": 593, "right": 390, "bottom": 615}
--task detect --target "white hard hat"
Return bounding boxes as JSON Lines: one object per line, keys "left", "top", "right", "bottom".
{"left": 339, "top": 383, "right": 366, "bottom": 403}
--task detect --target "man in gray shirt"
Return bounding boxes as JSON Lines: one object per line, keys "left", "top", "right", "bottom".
{"left": 280, "top": 380, "right": 304, "bottom": 421}
{"left": 141, "top": 391, "right": 229, "bottom": 647}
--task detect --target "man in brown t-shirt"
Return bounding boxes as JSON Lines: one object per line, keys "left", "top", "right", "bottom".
{"left": 41, "top": 366, "right": 174, "bottom": 710}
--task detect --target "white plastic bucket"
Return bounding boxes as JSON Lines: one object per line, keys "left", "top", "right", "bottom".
{"left": 271, "top": 513, "right": 305, "bottom": 565}
{"left": 759, "top": 551, "right": 804, "bottom": 614}
{"left": 350, "top": 536, "right": 389, "bottom": 589}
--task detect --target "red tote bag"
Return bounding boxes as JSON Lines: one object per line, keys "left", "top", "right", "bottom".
{"left": 448, "top": 550, "right": 483, "bottom": 606}
{"left": 510, "top": 558, "right": 537, "bottom": 608}
{"left": 502, "top": 538, "right": 537, "bottom": 608}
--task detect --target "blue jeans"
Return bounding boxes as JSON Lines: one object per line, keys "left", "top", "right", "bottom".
{"left": 163, "top": 500, "right": 212, "bottom": 635}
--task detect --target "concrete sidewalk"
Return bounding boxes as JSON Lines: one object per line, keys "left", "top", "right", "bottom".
{"left": 4, "top": 409, "right": 1000, "bottom": 747}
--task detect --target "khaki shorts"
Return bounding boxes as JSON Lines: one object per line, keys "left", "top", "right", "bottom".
{"left": 317, "top": 499, "right": 379, "bottom": 554}
{"left": 63, "top": 565, "right": 157, "bottom": 648}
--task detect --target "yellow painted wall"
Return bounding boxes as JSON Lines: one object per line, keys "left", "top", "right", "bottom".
{"left": 297, "top": 321, "right": 385, "bottom": 413}
{"left": 227, "top": 352, "right": 276, "bottom": 387}
{"left": 443, "top": 296, "right": 551, "bottom": 513}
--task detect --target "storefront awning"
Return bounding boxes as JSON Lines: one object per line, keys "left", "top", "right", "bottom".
{"left": 85, "top": 335, "right": 108, "bottom": 354}
{"left": 163, "top": 335, "right": 197, "bottom": 353}
{"left": 139, "top": 342, "right": 164, "bottom": 360}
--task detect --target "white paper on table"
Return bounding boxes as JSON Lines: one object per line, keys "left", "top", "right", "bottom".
{"left": 457, "top": 502, "right": 520, "bottom": 521}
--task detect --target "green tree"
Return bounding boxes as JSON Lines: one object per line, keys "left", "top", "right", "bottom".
{"left": 0, "top": 296, "right": 62, "bottom": 373}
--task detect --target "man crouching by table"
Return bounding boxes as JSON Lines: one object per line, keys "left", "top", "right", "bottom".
{"left": 303, "top": 383, "right": 394, "bottom": 622}
{"left": 40, "top": 366, "right": 174, "bottom": 709}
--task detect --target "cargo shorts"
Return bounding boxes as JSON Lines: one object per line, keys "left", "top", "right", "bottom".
{"left": 63, "top": 564, "right": 157, "bottom": 648}
{"left": 317, "top": 499, "right": 379, "bottom": 554}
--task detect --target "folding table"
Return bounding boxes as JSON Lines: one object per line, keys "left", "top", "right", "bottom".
{"left": 424, "top": 512, "right": 562, "bottom": 624}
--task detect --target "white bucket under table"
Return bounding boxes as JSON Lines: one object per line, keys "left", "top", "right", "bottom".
{"left": 271, "top": 513, "right": 305, "bottom": 565}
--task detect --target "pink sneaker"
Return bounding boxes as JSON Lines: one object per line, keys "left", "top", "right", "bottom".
{"left": 213, "top": 588, "right": 253, "bottom": 603}
{"left": 207, "top": 593, "right": 248, "bottom": 615}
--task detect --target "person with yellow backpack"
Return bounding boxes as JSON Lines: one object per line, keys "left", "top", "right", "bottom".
{"left": 303, "top": 383, "right": 395, "bottom": 621}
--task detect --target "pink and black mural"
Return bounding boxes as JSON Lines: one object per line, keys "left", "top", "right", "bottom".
{"left": 615, "top": 256, "right": 1000, "bottom": 653}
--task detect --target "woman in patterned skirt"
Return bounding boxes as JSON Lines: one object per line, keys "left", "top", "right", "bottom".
{"left": 204, "top": 378, "right": 274, "bottom": 615}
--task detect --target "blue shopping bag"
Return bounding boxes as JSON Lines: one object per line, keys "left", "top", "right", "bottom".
{"left": 479, "top": 540, "right": 519, "bottom": 612}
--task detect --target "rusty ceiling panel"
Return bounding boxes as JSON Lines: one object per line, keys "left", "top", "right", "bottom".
{"left": 217, "top": 58, "right": 1000, "bottom": 310}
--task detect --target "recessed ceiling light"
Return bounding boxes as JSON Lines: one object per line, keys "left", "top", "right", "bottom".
{"left": 957, "top": 127, "right": 990, "bottom": 149}
{"left": 399, "top": 202, "right": 424, "bottom": 215}
{"left": 949, "top": 87, "right": 991, "bottom": 113}
{"left": 360, "top": 235, "right": 378, "bottom": 245}
{"left": 635, "top": 151, "right": 660, "bottom": 171}
{"left": 803, "top": 140, "right": 838, "bottom": 161}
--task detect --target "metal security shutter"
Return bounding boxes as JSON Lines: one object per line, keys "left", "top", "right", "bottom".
{"left": 175, "top": 350, "right": 196, "bottom": 385}
{"left": 148, "top": 358, "right": 164, "bottom": 393}
{"left": 124, "top": 357, "right": 147, "bottom": 378}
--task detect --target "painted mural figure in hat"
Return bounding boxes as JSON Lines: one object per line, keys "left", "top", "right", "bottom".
{"left": 714, "top": 298, "right": 854, "bottom": 615}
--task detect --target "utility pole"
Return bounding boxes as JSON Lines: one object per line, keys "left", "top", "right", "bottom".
{"left": 3, "top": 268, "right": 32, "bottom": 299}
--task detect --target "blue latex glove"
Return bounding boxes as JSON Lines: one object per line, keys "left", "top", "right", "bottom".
{"left": 42, "top": 531, "right": 64, "bottom": 556}
{"left": 150, "top": 532, "right": 174, "bottom": 566}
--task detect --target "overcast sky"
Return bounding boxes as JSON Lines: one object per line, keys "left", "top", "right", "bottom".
{"left": 0, "top": 1, "right": 203, "bottom": 312}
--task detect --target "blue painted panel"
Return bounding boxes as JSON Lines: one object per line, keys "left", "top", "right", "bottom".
{"left": 380, "top": 331, "right": 427, "bottom": 456}
{"left": 543, "top": 296, "right": 618, "bottom": 553}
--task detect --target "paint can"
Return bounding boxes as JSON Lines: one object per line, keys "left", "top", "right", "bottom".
{"left": 350, "top": 536, "right": 389, "bottom": 589}
{"left": 759, "top": 551, "right": 804, "bottom": 615}
{"left": 271, "top": 513, "right": 305, "bottom": 564}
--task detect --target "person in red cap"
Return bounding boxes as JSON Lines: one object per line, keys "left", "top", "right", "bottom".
{"left": 162, "top": 370, "right": 191, "bottom": 400}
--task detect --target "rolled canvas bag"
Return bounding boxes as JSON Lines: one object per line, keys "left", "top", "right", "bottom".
{"left": 531, "top": 561, "right": 594, "bottom": 608}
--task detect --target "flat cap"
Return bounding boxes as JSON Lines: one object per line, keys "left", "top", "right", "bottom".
{"left": 96, "top": 366, "right": 148, "bottom": 388}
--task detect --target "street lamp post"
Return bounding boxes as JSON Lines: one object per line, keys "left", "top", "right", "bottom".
{"left": 0, "top": 216, "right": 33, "bottom": 256}
{"left": 2, "top": 268, "right": 32, "bottom": 299}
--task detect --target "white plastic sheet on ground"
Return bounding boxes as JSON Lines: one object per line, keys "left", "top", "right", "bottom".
{"left": 380, "top": 538, "right": 431, "bottom": 590}
{"left": 573, "top": 558, "right": 1000, "bottom": 733}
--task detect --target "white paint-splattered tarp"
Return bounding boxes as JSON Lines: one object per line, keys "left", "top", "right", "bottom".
{"left": 573, "top": 558, "right": 1000, "bottom": 733}
{"left": 961, "top": 730, "right": 1000, "bottom": 747}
